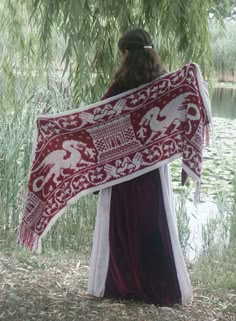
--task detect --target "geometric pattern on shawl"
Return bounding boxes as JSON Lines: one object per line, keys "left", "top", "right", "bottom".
{"left": 18, "top": 63, "right": 212, "bottom": 252}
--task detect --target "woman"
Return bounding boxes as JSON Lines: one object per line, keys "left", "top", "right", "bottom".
{"left": 87, "top": 29, "right": 192, "bottom": 306}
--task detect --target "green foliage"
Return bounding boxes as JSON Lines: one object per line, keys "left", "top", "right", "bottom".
{"left": 200, "top": 170, "right": 236, "bottom": 256}
{"left": 2, "top": 0, "right": 215, "bottom": 103}
{"left": 176, "top": 188, "right": 191, "bottom": 257}
{"left": 192, "top": 245, "right": 236, "bottom": 293}
{"left": 201, "top": 216, "right": 220, "bottom": 255}
{"left": 210, "top": 20, "right": 236, "bottom": 80}
{"left": 229, "top": 173, "right": 236, "bottom": 243}
{"left": 193, "top": 172, "right": 236, "bottom": 293}
{"left": 210, "top": 0, "right": 236, "bottom": 18}
{"left": 44, "top": 195, "right": 97, "bottom": 252}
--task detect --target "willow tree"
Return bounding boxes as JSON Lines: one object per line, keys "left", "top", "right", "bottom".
{"left": 2, "top": 0, "right": 222, "bottom": 104}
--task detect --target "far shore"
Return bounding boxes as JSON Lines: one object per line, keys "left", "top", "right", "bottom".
{"left": 213, "top": 81, "right": 236, "bottom": 89}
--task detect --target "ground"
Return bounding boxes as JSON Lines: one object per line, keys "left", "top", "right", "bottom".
{"left": 0, "top": 249, "right": 235, "bottom": 321}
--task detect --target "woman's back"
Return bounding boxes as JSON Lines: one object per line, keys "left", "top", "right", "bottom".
{"left": 87, "top": 28, "right": 192, "bottom": 306}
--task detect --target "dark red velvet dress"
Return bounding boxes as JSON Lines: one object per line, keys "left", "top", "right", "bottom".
{"left": 88, "top": 81, "right": 192, "bottom": 306}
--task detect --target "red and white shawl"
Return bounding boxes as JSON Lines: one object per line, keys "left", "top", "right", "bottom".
{"left": 18, "top": 63, "right": 211, "bottom": 252}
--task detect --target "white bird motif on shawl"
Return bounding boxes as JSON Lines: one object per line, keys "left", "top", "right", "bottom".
{"left": 138, "top": 93, "right": 191, "bottom": 143}
{"left": 32, "top": 140, "right": 95, "bottom": 193}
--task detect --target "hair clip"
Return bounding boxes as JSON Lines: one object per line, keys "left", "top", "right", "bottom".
{"left": 144, "top": 45, "right": 153, "bottom": 49}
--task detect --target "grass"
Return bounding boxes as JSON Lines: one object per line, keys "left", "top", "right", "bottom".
{"left": 192, "top": 246, "right": 236, "bottom": 295}
{"left": 0, "top": 246, "right": 235, "bottom": 321}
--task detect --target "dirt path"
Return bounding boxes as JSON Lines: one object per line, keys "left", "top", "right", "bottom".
{"left": 0, "top": 250, "right": 235, "bottom": 321}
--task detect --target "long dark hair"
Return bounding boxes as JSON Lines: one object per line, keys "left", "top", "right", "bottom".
{"left": 114, "top": 29, "right": 166, "bottom": 90}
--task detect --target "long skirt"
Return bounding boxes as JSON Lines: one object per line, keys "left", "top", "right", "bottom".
{"left": 87, "top": 165, "right": 192, "bottom": 306}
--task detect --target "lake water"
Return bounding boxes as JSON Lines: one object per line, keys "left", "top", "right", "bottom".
{"left": 185, "top": 86, "right": 236, "bottom": 261}
{"left": 212, "top": 87, "right": 236, "bottom": 119}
